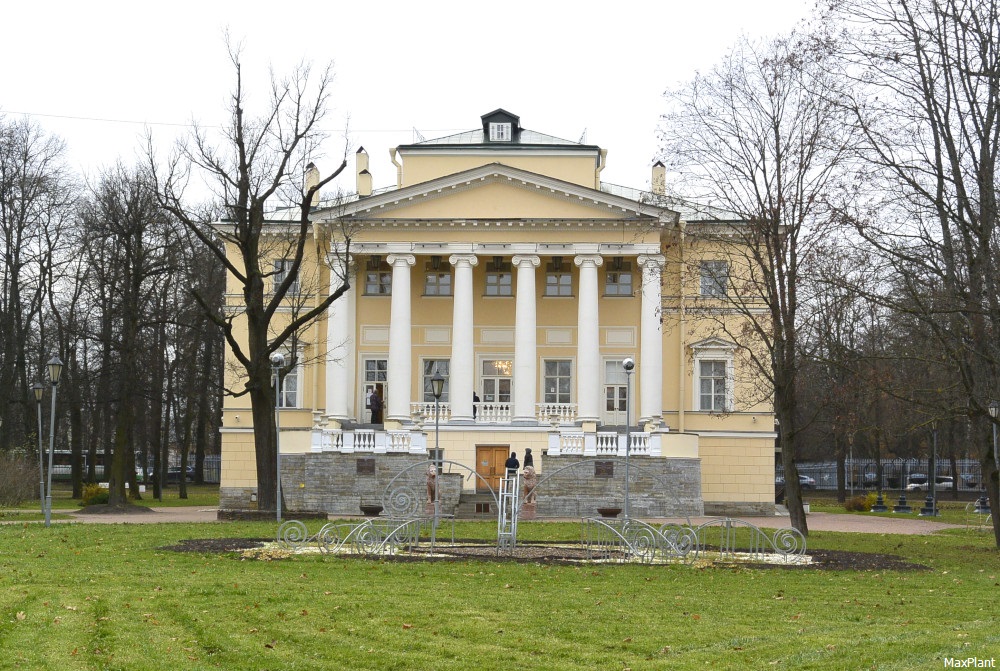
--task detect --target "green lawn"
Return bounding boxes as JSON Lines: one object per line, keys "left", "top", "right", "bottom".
{"left": 1, "top": 518, "right": 997, "bottom": 670}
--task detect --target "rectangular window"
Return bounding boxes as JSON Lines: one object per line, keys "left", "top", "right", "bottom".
{"left": 276, "top": 353, "right": 299, "bottom": 408}
{"left": 489, "top": 122, "right": 512, "bottom": 141}
{"left": 485, "top": 257, "right": 512, "bottom": 296}
{"left": 545, "top": 273, "right": 572, "bottom": 296}
{"left": 364, "top": 256, "right": 391, "bottom": 295}
{"left": 424, "top": 272, "right": 452, "bottom": 296}
{"left": 700, "top": 260, "right": 729, "bottom": 298}
{"left": 605, "top": 258, "right": 633, "bottom": 296}
{"left": 424, "top": 257, "right": 452, "bottom": 296}
{"left": 422, "top": 359, "right": 450, "bottom": 403}
{"left": 543, "top": 360, "right": 572, "bottom": 404}
{"left": 545, "top": 257, "right": 572, "bottom": 296}
{"left": 273, "top": 259, "right": 300, "bottom": 295}
{"left": 699, "top": 360, "right": 728, "bottom": 412}
{"left": 486, "top": 272, "right": 512, "bottom": 296}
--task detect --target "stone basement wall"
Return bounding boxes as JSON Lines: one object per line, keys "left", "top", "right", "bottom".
{"left": 703, "top": 501, "right": 776, "bottom": 517}
{"left": 533, "top": 455, "right": 703, "bottom": 519}
{"left": 279, "top": 453, "right": 462, "bottom": 517}
{"left": 221, "top": 453, "right": 706, "bottom": 519}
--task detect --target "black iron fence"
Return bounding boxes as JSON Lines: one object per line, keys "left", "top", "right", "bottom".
{"left": 776, "top": 458, "right": 985, "bottom": 494}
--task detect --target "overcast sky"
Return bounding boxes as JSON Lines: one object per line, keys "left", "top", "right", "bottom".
{"left": 2, "top": 0, "right": 812, "bottom": 196}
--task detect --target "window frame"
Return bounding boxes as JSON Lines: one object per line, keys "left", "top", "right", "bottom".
{"left": 422, "top": 359, "right": 451, "bottom": 403}
{"left": 699, "top": 260, "right": 729, "bottom": 298}
{"left": 273, "top": 258, "right": 300, "bottom": 296}
{"left": 691, "top": 339, "right": 736, "bottom": 413}
{"left": 543, "top": 359, "right": 573, "bottom": 405}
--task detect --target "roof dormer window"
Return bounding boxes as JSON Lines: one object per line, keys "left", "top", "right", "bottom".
{"left": 489, "top": 122, "right": 512, "bottom": 142}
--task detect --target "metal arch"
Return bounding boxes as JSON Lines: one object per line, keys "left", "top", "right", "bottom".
{"left": 519, "top": 457, "right": 694, "bottom": 523}
{"left": 690, "top": 518, "right": 807, "bottom": 563}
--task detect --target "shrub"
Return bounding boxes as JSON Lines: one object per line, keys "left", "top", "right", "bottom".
{"left": 0, "top": 452, "right": 39, "bottom": 507}
{"left": 844, "top": 492, "right": 878, "bottom": 512}
{"left": 81, "top": 483, "right": 109, "bottom": 507}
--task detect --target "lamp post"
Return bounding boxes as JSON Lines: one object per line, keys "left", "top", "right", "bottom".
{"left": 270, "top": 353, "right": 285, "bottom": 522}
{"left": 430, "top": 372, "right": 444, "bottom": 551}
{"left": 33, "top": 382, "right": 45, "bottom": 519}
{"left": 893, "top": 457, "right": 912, "bottom": 513}
{"left": 920, "top": 420, "right": 939, "bottom": 516}
{"left": 44, "top": 356, "right": 63, "bottom": 527}
{"left": 622, "top": 358, "right": 635, "bottom": 520}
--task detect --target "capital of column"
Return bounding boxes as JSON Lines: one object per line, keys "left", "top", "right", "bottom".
{"left": 574, "top": 254, "right": 604, "bottom": 268}
{"left": 386, "top": 254, "right": 415, "bottom": 267}
{"left": 511, "top": 255, "right": 540, "bottom": 268}
{"left": 448, "top": 253, "right": 479, "bottom": 268}
{"left": 637, "top": 254, "right": 666, "bottom": 272}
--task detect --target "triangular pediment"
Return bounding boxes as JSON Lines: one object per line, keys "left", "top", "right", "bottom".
{"left": 690, "top": 337, "right": 738, "bottom": 352}
{"left": 315, "top": 163, "right": 677, "bottom": 224}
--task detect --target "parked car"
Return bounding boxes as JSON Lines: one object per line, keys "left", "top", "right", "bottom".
{"left": 775, "top": 474, "right": 815, "bottom": 489}
{"left": 905, "top": 474, "right": 954, "bottom": 491}
{"left": 166, "top": 466, "right": 194, "bottom": 483}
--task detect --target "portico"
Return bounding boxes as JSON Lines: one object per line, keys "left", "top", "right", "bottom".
{"left": 322, "top": 239, "right": 664, "bottom": 432}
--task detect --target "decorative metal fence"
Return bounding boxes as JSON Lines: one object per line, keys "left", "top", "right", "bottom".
{"left": 582, "top": 517, "right": 807, "bottom": 565}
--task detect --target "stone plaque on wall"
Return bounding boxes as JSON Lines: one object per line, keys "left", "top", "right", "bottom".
{"left": 595, "top": 461, "right": 614, "bottom": 478}
{"left": 356, "top": 458, "right": 376, "bottom": 475}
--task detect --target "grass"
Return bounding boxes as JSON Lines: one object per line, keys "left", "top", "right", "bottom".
{"left": 805, "top": 490, "right": 992, "bottom": 526}
{"left": 1, "top": 517, "right": 998, "bottom": 670}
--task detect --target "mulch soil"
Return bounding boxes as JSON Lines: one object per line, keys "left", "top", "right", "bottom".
{"left": 159, "top": 537, "right": 929, "bottom": 571}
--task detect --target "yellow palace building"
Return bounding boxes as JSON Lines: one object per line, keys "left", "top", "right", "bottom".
{"left": 219, "top": 109, "right": 776, "bottom": 518}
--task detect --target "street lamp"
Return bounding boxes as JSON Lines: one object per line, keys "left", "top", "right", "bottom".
{"left": 920, "top": 419, "right": 939, "bottom": 516}
{"left": 33, "top": 382, "right": 44, "bottom": 519}
{"left": 430, "top": 372, "right": 444, "bottom": 551}
{"left": 44, "top": 356, "right": 63, "bottom": 527}
{"left": 270, "top": 352, "right": 285, "bottom": 522}
{"left": 622, "top": 357, "right": 635, "bottom": 520}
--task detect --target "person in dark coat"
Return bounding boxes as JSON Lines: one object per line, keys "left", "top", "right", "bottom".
{"left": 504, "top": 451, "right": 520, "bottom": 474}
{"left": 369, "top": 385, "right": 384, "bottom": 424}
{"left": 523, "top": 448, "right": 534, "bottom": 469}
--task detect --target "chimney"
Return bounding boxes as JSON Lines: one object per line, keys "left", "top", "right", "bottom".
{"left": 356, "top": 147, "right": 372, "bottom": 197}
{"left": 651, "top": 161, "right": 666, "bottom": 195}
{"left": 305, "top": 162, "right": 320, "bottom": 206}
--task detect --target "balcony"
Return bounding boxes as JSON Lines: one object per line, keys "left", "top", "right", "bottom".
{"left": 408, "top": 402, "right": 579, "bottom": 426}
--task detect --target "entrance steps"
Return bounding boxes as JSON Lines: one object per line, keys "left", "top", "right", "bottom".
{"left": 455, "top": 492, "right": 499, "bottom": 519}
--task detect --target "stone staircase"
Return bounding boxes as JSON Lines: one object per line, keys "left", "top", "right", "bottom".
{"left": 455, "top": 492, "right": 498, "bottom": 519}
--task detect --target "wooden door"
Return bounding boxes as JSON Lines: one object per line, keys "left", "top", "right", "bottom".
{"left": 476, "top": 445, "right": 510, "bottom": 493}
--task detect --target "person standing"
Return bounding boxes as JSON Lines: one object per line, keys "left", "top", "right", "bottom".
{"left": 369, "top": 385, "right": 384, "bottom": 424}
{"left": 504, "top": 451, "right": 520, "bottom": 475}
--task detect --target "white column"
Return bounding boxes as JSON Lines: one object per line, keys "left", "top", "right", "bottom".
{"left": 638, "top": 255, "right": 665, "bottom": 425}
{"left": 575, "top": 254, "right": 603, "bottom": 423}
{"left": 325, "top": 250, "right": 355, "bottom": 422}
{"left": 386, "top": 254, "right": 415, "bottom": 423}
{"left": 512, "top": 255, "right": 540, "bottom": 424}
{"left": 449, "top": 253, "right": 478, "bottom": 423}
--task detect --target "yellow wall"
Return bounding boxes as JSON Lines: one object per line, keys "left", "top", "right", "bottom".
{"left": 398, "top": 153, "right": 600, "bottom": 189}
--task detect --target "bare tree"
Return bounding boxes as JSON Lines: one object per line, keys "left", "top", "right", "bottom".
{"left": 150, "top": 44, "right": 349, "bottom": 512}
{"left": 78, "top": 163, "right": 178, "bottom": 505}
{"left": 829, "top": 0, "right": 1000, "bottom": 544}
{"left": 660, "top": 31, "right": 854, "bottom": 533}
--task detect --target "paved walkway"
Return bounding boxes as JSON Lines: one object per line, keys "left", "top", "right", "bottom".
{"left": 57, "top": 507, "right": 967, "bottom": 535}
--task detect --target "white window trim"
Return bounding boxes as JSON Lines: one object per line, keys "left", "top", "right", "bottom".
{"left": 489, "top": 122, "right": 512, "bottom": 141}
{"left": 691, "top": 339, "right": 736, "bottom": 413}
{"left": 360, "top": 355, "right": 389, "bottom": 418}
{"left": 542, "top": 358, "right": 574, "bottom": 405}
{"left": 275, "top": 347, "right": 303, "bottom": 409}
